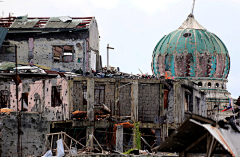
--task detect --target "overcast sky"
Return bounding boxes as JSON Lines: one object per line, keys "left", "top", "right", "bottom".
{"left": 2, "top": 0, "right": 240, "bottom": 98}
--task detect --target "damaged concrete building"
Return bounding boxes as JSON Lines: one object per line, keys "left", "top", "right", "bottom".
{"left": 0, "top": 15, "right": 101, "bottom": 72}
{"left": 0, "top": 11, "right": 237, "bottom": 157}
{"left": 0, "top": 73, "right": 206, "bottom": 156}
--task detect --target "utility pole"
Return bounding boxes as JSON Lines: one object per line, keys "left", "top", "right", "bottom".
{"left": 15, "top": 45, "right": 22, "bottom": 157}
{"left": 107, "top": 44, "right": 114, "bottom": 70}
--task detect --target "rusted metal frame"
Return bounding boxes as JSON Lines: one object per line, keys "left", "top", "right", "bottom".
{"left": 71, "top": 17, "right": 93, "bottom": 19}
{"left": 76, "top": 25, "right": 88, "bottom": 28}
{"left": 79, "top": 22, "right": 90, "bottom": 25}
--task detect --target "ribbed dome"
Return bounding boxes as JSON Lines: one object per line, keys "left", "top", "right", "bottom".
{"left": 151, "top": 14, "right": 230, "bottom": 78}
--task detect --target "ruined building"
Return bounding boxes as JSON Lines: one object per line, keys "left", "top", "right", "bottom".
{"left": 0, "top": 14, "right": 215, "bottom": 156}
{"left": 0, "top": 15, "right": 100, "bottom": 72}
{"left": 151, "top": 14, "right": 232, "bottom": 120}
{"left": 0, "top": 76, "right": 206, "bottom": 156}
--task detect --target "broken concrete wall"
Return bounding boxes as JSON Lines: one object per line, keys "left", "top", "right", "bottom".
{"left": 2, "top": 30, "right": 91, "bottom": 72}
{"left": 88, "top": 17, "right": 100, "bottom": 71}
{"left": 119, "top": 83, "right": 132, "bottom": 116}
{"left": 0, "top": 83, "right": 10, "bottom": 108}
{"left": 4, "top": 38, "right": 85, "bottom": 72}
{"left": 44, "top": 78, "right": 69, "bottom": 121}
{"left": 138, "top": 83, "right": 160, "bottom": 122}
{"left": 6, "top": 78, "right": 69, "bottom": 121}
{"left": 104, "top": 82, "right": 114, "bottom": 111}
{"left": 0, "top": 112, "right": 49, "bottom": 157}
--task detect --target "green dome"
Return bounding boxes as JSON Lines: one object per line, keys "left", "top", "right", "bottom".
{"left": 151, "top": 14, "right": 230, "bottom": 78}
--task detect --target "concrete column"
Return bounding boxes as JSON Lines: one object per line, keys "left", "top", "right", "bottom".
{"left": 131, "top": 80, "right": 138, "bottom": 121}
{"left": 159, "top": 84, "right": 164, "bottom": 117}
{"left": 68, "top": 79, "right": 74, "bottom": 118}
{"left": 114, "top": 80, "right": 120, "bottom": 116}
{"left": 155, "top": 129, "right": 161, "bottom": 146}
{"left": 87, "top": 78, "right": 95, "bottom": 121}
{"left": 86, "top": 78, "right": 95, "bottom": 150}
{"left": 116, "top": 125, "right": 123, "bottom": 153}
{"left": 86, "top": 127, "right": 94, "bottom": 150}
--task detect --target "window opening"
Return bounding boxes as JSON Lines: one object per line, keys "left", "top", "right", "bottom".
{"left": 0, "top": 90, "right": 9, "bottom": 108}
{"left": 185, "top": 89, "right": 193, "bottom": 112}
{"left": 0, "top": 42, "right": 15, "bottom": 54}
{"left": 94, "top": 85, "right": 105, "bottom": 104}
{"left": 82, "top": 86, "right": 87, "bottom": 106}
{"left": 215, "top": 83, "right": 219, "bottom": 88}
{"left": 198, "top": 82, "right": 202, "bottom": 87}
{"left": 183, "top": 33, "right": 192, "bottom": 38}
{"left": 208, "top": 82, "right": 211, "bottom": 88}
{"left": 196, "top": 97, "right": 200, "bottom": 114}
{"left": 21, "top": 93, "right": 28, "bottom": 111}
{"left": 51, "top": 86, "right": 62, "bottom": 107}
{"left": 164, "top": 90, "right": 169, "bottom": 109}
{"left": 53, "top": 45, "right": 74, "bottom": 62}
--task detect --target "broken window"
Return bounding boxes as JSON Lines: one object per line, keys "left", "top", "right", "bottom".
{"left": 21, "top": 93, "right": 28, "bottom": 111}
{"left": 196, "top": 97, "right": 200, "bottom": 114}
{"left": 82, "top": 86, "right": 87, "bottom": 106}
{"left": 51, "top": 86, "right": 62, "bottom": 107}
{"left": 164, "top": 89, "right": 169, "bottom": 109}
{"left": 0, "top": 90, "right": 9, "bottom": 108}
{"left": 185, "top": 89, "right": 193, "bottom": 112}
{"left": 53, "top": 45, "right": 74, "bottom": 62}
{"left": 94, "top": 85, "right": 105, "bottom": 104}
{"left": 0, "top": 42, "right": 15, "bottom": 54}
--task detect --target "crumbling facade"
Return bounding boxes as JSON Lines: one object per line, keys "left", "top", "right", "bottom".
{"left": 0, "top": 78, "right": 69, "bottom": 121}
{"left": 0, "top": 75, "right": 206, "bottom": 155}
{"left": 0, "top": 15, "right": 101, "bottom": 72}
{"left": 0, "top": 112, "right": 49, "bottom": 157}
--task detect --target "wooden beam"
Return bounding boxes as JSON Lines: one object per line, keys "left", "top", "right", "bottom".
{"left": 206, "top": 133, "right": 212, "bottom": 156}
{"left": 183, "top": 133, "right": 207, "bottom": 152}
{"left": 207, "top": 137, "right": 217, "bottom": 157}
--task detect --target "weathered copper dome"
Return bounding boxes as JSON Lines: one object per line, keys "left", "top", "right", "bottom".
{"left": 151, "top": 14, "right": 230, "bottom": 78}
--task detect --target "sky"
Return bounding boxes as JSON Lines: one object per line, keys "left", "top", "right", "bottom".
{"left": 1, "top": 0, "right": 240, "bottom": 98}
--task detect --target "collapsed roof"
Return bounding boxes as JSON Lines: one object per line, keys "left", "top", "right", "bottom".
{"left": 0, "top": 15, "right": 94, "bottom": 31}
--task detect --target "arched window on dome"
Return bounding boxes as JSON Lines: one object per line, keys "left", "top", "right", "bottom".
{"left": 198, "top": 82, "right": 202, "bottom": 88}
{"left": 215, "top": 83, "right": 219, "bottom": 88}
{"left": 208, "top": 82, "right": 211, "bottom": 88}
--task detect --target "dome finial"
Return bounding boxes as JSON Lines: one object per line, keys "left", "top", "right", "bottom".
{"left": 191, "top": 0, "right": 196, "bottom": 15}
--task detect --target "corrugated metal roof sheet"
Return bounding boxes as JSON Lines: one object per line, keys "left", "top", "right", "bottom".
{"left": 0, "top": 27, "right": 8, "bottom": 47}
{"left": 44, "top": 17, "right": 82, "bottom": 28}
{"left": 15, "top": 15, "right": 28, "bottom": 22}
{"left": 202, "top": 124, "right": 240, "bottom": 157}
{"left": 10, "top": 19, "right": 40, "bottom": 28}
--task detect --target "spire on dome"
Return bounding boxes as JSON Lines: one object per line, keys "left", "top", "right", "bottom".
{"left": 191, "top": 0, "right": 196, "bottom": 15}
{"left": 178, "top": 14, "right": 206, "bottom": 30}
